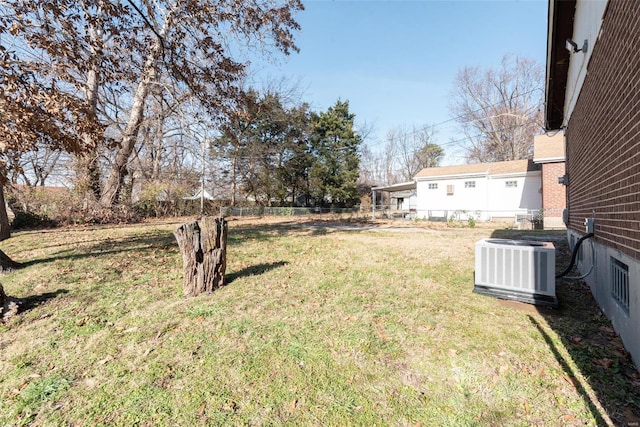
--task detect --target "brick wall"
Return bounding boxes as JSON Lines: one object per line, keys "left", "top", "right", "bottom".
{"left": 566, "top": 0, "right": 640, "bottom": 258}
{"left": 541, "top": 162, "right": 566, "bottom": 211}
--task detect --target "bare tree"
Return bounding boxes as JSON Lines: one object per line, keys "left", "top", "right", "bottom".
{"left": 126, "top": 88, "right": 204, "bottom": 205}
{"left": 97, "top": 0, "right": 303, "bottom": 207}
{"left": 3, "top": 0, "right": 303, "bottom": 208}
{"left": 386, "top": 125, "right": 443, "bottom": 181}
{"left": 360, "top": 124, "right": 443, "bottom": 188}
{"left": 0, "top": 34, "right": 101, "bottom": 263}
{"left": 4, "top": 143, "right": 67, "bottom": 187}
{"left": 359, "top": 145, "right": 382, "bottom": 186}
{"left": 449, "top": 54, "right": 544, "bottom": 163}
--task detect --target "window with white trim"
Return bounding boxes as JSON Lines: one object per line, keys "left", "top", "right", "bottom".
{"left": 446, "top": 185, "right": 454, "bottom": 196}
{"left": 428, "top": 183, "right": 438, "bottom": 190}
{"left": 505, "top": 180, "right": 518, "bottom": 188}
{"left": 464, "top": 181, "right": 476, "bottom": 188}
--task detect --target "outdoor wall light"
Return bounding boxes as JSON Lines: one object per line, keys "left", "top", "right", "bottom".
{"left": 566, "top": 38, "right": 588, "bottom": 54}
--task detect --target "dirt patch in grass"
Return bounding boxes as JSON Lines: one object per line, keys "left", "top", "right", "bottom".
{"left": 498, "top": 299, "right": 555, "bottom": 314}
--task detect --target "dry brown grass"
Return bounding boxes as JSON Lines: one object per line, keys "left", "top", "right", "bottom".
{"left": 0, "top": 217, "right": 637, "bottom": 426}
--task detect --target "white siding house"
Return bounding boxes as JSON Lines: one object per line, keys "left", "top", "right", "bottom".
{"left": 414, "top": 159, "right": 542, "bottom": 222}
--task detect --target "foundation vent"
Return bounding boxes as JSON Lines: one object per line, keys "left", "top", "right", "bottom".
{"left": 611, "top": 258, "right": 629, "bottom": 314}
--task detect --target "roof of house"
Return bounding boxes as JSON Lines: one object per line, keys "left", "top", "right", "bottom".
{"left": 545, "top": 0, "right": 577, "bottom": 130}
{"left": 183, "top": 189, "right": 215, "bottom": 201}
{"left": 371, "top": 181, "right": 416, "bottom": 192}
{"left": 533, "top": 132, "right": 565, "bottom": 163}
{"left": 414, "top": 159, "right": 540, "bottom": 179}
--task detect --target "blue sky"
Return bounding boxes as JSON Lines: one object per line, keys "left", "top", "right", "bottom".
{"left": 250, "top": 0, "right": 548, "bottom": 163}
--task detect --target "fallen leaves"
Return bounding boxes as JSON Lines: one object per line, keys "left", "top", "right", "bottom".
{"left": 221, "top": 401, "right": 237, "bottom": 413}
{"left": 8, "top": 383, "right": 27, "bottom": 398}
{"left": 599, "top": 326, "right": 615, "bottom": 334}
{"left": 97, "top": 355, "right": 114, "bottom": 365}
{"left": 373, "top": 321, "right": 388, "bottom": 341}
{"left": 563, "top": 374, "right": 579, "bottom": 388}
{"left": 594, "top": 358, "right": 614, "bottom": 370}
{"left": 560, "top": 414, "right": 576, "bottom": 422}
{"left": 288, "top": 398, "right": 298, "bottom": 414}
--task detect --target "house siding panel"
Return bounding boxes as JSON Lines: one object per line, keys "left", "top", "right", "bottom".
{"left": 415, "top": 172, "right": 541, "bottom": 222}
{"left": 566, "top": 0, "right": 640, "bottom": 259}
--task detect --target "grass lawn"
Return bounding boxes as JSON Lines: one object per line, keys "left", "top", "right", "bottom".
{"left": 1, "top": 217, "right": 639, "bottom": 426}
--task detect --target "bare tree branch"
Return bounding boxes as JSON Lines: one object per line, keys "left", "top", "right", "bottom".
{"left": 449, "top": 54, "right": 544, "bottom": 163}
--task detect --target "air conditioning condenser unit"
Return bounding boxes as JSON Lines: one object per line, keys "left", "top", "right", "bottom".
{"left": 474, "top": 238, "right": 557, "bottom": 307}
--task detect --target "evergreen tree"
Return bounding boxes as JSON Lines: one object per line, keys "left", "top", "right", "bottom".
{"left": 309, "top": 100, "right": 362, "bottom": 207}
{"left": 216, "top": 90, "right": 311, "bottom": 206}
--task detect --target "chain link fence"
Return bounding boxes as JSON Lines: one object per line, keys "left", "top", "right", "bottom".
{"left": 214, "top": 206, "right": 566, "bottom": 230}
{"left": 218, "top": 206, "right": 368, "bottom": 219}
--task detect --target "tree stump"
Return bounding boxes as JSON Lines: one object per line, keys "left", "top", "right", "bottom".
{"left": 174, "top": 217, "right": 228, "bottom": 296}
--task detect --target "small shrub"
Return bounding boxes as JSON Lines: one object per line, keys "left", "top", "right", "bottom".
{"left": 447, "top": 213, "right": 462, "bottom": 228}
{"left": 11, "top": 211, "right": 58, "bottom": 230}
{"left": 80, "top": 204, "right": 141, "bottom": 225}
{"left": 134, "top": 181, "right": 198, "bottom": 218}
{"left": 281, "top": 207, "right": 295, "bottom": 216}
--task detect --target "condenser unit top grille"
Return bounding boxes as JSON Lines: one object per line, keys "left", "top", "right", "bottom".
{"left": 474, "top": 238, "right": 557, "bottom": 307}
{"left": 485, "top": 239, "right": 546, "bottom": 247}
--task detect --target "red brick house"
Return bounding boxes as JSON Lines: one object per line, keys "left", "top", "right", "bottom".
{"left": 546, "top": 0, "right": 640, "bottom": 365}
{"left": 533, "top": 132, "right": 566, "bottom": 230}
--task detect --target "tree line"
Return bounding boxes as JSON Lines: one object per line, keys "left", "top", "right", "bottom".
{"left": 1, "top": 0, "right": 544, "bottom": 231}
{"left": 214, "top": 93, "right": 362, "bottom": 208}
{"left": 1, "top": 0, "right": 303, "bottom": 225}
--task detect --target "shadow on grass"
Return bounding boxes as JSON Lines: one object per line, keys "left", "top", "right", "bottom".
{"left": 17, "top": 225, "right": 295, "bottom": 278}
{"left": 228, "top": 220, "right": 335, "bottom": 239}
{"left": 488, "top": 229, "right": 640, "bottom": 425}
{"left": 528, "top": 315, "right": 609, "bottom": 426}
{"left": 226, "top": 261, "right": 288, "bottom": 284}
{"left": 19, "top": 289, "right": 69, "bottom": 313}
{"left": 226, "top": 215, "right": 396, "bottom": 238}
{"left": 2, "top": 289, "right": 69, "bottom": 323}
{"left": 19, "top": 230, "right": 177, "bottom": 267}
{"left": 16, "top": 219, "right": 358, "bottom": 270}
